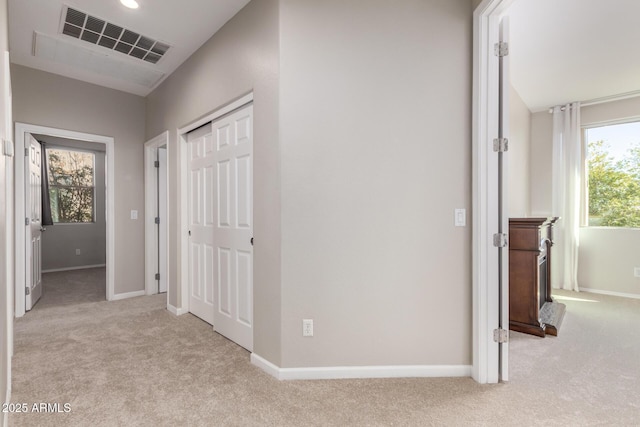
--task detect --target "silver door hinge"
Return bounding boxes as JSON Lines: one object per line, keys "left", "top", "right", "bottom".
{"left": 154, "top": 160, "right": 160, "bottom": 168}
{"left": 25, "top": 286, "right": 30, "bottom": 296}
{"left": 155, "top": 217, "right": 160, "bottom": 224}
{"left": 155, "top": 273, "right": 160, "bottom": 280}
{"left": 25, "top": 147, "right": 29, "bottom": 157}
{"left": 494, "top": 41, "right": 509, "bottom": 57}
{"left": 493, "top": 138, "right": 509, "bottom": 152}
{"left": 493, "top": 233, "right": 508, "bottom": 248}
{"left": 493, "top": 328, "right": 509, "bottom": 343}
{"left": 25, "top": 217, "right": 30, "bottom": 226}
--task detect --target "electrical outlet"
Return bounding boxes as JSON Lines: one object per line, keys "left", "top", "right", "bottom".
{"left": 75, "top": 249, "right": 81, "bottom": 256}
{"left": 634, "top": 267, "right": 640, "bottom": 278}
{"left": 302, "top": 319, "right": 313, "bottom": 337}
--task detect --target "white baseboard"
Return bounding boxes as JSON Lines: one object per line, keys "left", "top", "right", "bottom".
{"left": 42, "top": 264, "right": 106, "bottom": 273}
{"left": 580, "top": 287, "right": 640, "bottom": 300}
{"left": 110, "top": 290, "right": 145, "bottom": 301}
{"left": 167, "top": 304, "right": 188, "bottom": 316}
{"left": 250, "top": 354, "right": 472, "bottom": 381}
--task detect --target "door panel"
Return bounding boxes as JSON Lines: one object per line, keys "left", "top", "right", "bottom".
{"left": 212, "top": 104, "right": 253, "bottom": 351}
{"left": 26, "top": 135, "right": 43, "bottom": 311}
{"left": 187, "top": 126, "right": 215, "bottom": 324}
{"left": 158, "top": 147, "right": 168, "bottom": 293}
{"left": 498, "top": 16, "right": 510, "bottom": 382}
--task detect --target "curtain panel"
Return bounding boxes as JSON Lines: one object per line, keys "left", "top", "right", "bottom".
{"left": 551, "top": 103, "right": 581, "bottom": 291}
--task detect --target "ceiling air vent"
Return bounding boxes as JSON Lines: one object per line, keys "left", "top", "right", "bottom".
{"left": 60, "top": 6, "right": 170, "bottom": 65}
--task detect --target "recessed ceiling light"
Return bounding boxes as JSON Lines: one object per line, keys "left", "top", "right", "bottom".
{"left": 120, "top": 0, "right": 139, "bottom": 9}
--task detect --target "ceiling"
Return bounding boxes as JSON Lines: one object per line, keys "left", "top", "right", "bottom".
{"left": 10, "top": 1, "right": 640, "bottom": 108}
{"left": 8, "top": 0, "right": 251, "bottom": 96}
{"left": 509, "top": 0, "right": 640, "bottom": 112}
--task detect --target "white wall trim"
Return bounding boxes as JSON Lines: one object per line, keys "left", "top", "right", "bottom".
{"left": 144, "top": 131, "right": 169, "bottom": 298}
{"left": 110, "top": 290, "right": 146, "bottom": 301}
{"left": 579, "top": 288, "right": 640, "bottom": 300}
{"left": 42, "top": 264, "right": 106, "bottom": 273}
{"left": 472, "top": 0, "right": 515, "bottom": 384}
{"left": 251, "top": 354, "right": 472, "bottom": 381}
{"left": 14, "top": 123, "right": 115, "bottom": 317}
{"left": 167, "top": 303, "right": 188, "bottom": 316}
{"left": 176, "top": 93, "right": 254, "bottom": 315}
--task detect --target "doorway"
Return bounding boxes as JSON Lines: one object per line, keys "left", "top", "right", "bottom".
{"left": 144, "top": 131, "right": 169, "bottom": 297}
{"left": 472, "top": 0, "right": 515, "bottom": 384}
{"left": 14, "top": 123, "right": 115, "bottom": 317}
{"left": 178, "top": 93, "right": 255, "bottom": 352}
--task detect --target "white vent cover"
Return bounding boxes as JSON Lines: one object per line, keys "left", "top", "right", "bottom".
{"left": 34, "top": 32, "right": 165, "bottom": 88}
{"left": 60, "top": 6, "right": 170, "bottom": 65}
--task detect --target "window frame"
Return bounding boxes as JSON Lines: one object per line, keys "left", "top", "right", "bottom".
{"left": 46, "top": 145, "right": 97, "bottom": 224}
{"left": 582, "top": 117, "right": 640, "bottom": 229}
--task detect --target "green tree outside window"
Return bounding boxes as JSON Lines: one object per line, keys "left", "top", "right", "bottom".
{"left": 47, "top": 148, "right": 95, "bottom": 223}
{"left": 587, "top": 139, "right": 640, "bottom": 227}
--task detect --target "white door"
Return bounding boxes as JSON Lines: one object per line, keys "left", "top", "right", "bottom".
{"left": 498, "top": 16, "right": 510, "bottom": 382}
{"left": 188, "top": 124, "right": 215, "bottom": 324}
{"left": 26, "top": 135, "right": 43, "bottom": 310}
{"left": 158, "top": 147, "right": 168, "bottom": 294}
{"left": 212, "top": 104, "right": 253, "bottom": 351}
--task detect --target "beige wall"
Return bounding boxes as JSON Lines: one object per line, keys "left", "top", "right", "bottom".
{"left": 529, "top": 110, "right": 553, "bottom": 216}
{"left": 508, "top": 85, "right": 531, "bottom": 217}
{"left": 145, "top": 0, "right": 281, "bottom": 365}
{"left": 11, "top": 65, "right": 146, "bottom": 295}
{"left": 529, "top": 97, "right": 640, "bottom": 297}
{"left": 279, "top": 0, "right": 472, "bottom": 367}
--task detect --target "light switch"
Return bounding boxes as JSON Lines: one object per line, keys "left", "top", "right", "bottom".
{"left": 455, "top": 208, "right": 466, "bottom": 227}
{"left": 131, "top": 210, "right": 138, "bottom": 220}
{"left": 2, "top": 139, "right": 14, "bottom": 157}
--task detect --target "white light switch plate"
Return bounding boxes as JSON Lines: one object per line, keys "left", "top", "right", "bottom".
{"left": 455, "top": 209, "right": 466, "bottom": 227}
{"left": 2, "top": 139, "right": 14, "bottom": 157}
{"left": 131, "top": 210, "right": 138, "bottom": 220}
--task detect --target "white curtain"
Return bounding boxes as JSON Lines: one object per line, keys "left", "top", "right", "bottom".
{"left": 551, "top": 103, "right": 581, "bottom": 291}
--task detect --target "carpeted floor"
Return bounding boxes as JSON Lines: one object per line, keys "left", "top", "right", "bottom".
{"left": 9, "top": 270, "right": 640, "bottom": 426}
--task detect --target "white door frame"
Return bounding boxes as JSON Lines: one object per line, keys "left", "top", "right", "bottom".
{"left": 14, "top": 123, "right": 115, "bottom": 317}
{"left": 175, "top": 93, "right": 254, "bottom": 316}
{"left": 472, "top": 0, "right": 514, "bottom": 384}
{"left": 144, "top": 131, "right": 169, "bottom": 297}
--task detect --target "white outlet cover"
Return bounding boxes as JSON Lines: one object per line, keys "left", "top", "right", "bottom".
{"left": 302, "top": 319, "right": 313, "bottom": 337}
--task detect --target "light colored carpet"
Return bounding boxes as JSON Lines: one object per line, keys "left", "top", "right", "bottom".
{"left": 9, "top": 272, "right": 640, "bottom": 426}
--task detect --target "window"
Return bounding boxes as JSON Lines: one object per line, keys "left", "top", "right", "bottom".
{"left": 47, "top": 148, "right": 95, "bottom": 223}
{"left": 585, "top": 121, "right": 640, "bottom": 227}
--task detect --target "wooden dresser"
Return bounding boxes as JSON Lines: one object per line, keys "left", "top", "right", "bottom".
{"left": 509, "top": 217, "right": 565, "bottom": 337}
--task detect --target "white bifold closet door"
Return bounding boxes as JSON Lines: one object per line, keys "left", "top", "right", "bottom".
{"left": 188, "top": 124, "right": 215, "bottom": 325}
{"left": 187, "top": 103, "right": 254, "bottom": 352}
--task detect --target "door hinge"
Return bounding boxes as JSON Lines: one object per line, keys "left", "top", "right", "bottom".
{"left": 25, "top": 147, "right": 29, "bottom": 157}
{"left": 493, "top": 138, "right": 509, "bottom": 152}
{"left": 25, "top": 286, "right": 30, "bottom": 296}
{"left": 25, "top": 217, "right": 30, "bottom": 226}
{"left": 155, "top": 217, "right": 160, "bottom": 224}
{"left": 493, "top": 233, "right": 508, "bottom": 248}
{"left": 155, "top": 273, "right": 160, "bottom": 280}
{"left": 493, "top": 328, "right": 509, "bottom": 343}
{"left": 494, "top": 41, "right": 509, "bottom": 57}
{"left": 154, "top": 160, "right": 160, "bottom": 168}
